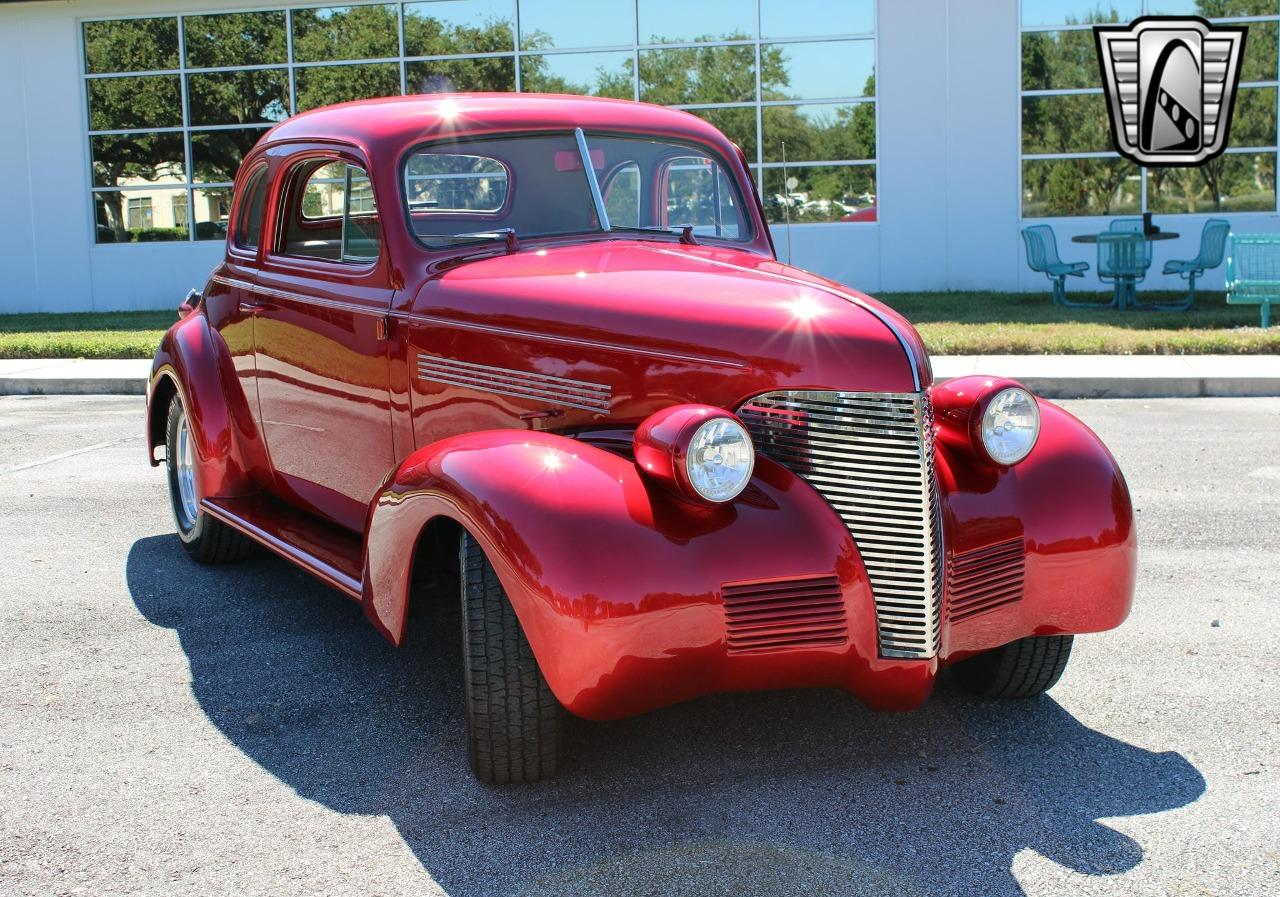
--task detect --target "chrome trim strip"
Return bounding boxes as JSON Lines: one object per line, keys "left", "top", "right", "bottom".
{"left": 415, "top": 352, "right": 612, "bottom": 414}
{"left": 212, "top": 275, "right": 388, "bottom": 318}
{"left": 739, "top": 390, "right": 943, "bottom": 659}
{"left": 648, "top": 248, "right": 925, "bottom": 391}
{"left": 575, "top": 127, "right": 611, "bottom": 233}
{"left": 216, "top": 276, "right": 747, "bottom": 370}
{"left": 411, "top": 315, "right": 747, "bottom": 369}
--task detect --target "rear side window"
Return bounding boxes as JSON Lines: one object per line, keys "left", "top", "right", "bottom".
{"left": 664, "top": 155, "right": 742, "bottom": 240}
{"left": 280, "top": 159, "right": 380, "bottom": 263}
{"left": 405, "top": 153, "right": 509, "bottom": 213}
{"left": 233, "top": 165, "right": 268, "bottom": 251}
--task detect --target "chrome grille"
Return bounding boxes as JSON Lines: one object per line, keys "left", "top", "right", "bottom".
{"left": 739, "top": 391, "right": 944, "bottom": 659}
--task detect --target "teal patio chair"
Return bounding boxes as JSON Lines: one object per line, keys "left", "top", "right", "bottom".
{"left": 1154, "top": 218, "right": 1230, "bottom": 310}
{"left": 1097, "top": 232, "right": 1151, "bottom": 309}
{"left": 1021, "top": 225, "right": 1093, "bottom": 307}
{"left": 1107, "top": 217, "right": 1154, "bottom": 270}
{"left": 1225, "top": 234, "right": 1279, "bottom": 329}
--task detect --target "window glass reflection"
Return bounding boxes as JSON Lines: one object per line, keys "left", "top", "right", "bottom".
{"left": 1020, "top": 0, "right": 1140, "bottom": 29}
{"left": 407, "top": 57, "right": 516, "bottom": 93}
{"left": 291, "top": 5, "right": 400, "bottom": 63}
{"left": 1147, "top": 153, "right": 1277, "bottom": 214}
{"left": 1146, "top": 1, "right": 1276, "bottom": 16}
{"left": 762, "top": 164, "right": 876, "bottom": 222}
{"left": 88, "top": 76, "right": 182, "bottom": 130}
{"left": 1021, "top": 29, "right": 1102, "bottom": 90}
{"left": 760, "top": 0, "right": 873, "bottom": 38}
{"left": 91, "top": 133, "right": 186, "bottom": 188}
{"left": 194, "top": 188, "right": 235, "bottom": 240}
{"left": 762, "top": 103, "right": 875, "bottom": 163}
{"left": 404, "top": 0, "right": 515, "bottom": 55}
{"left": 183, "top": 12, "right": 287, "bottom": 68}
{"left": 518, "top": 0, "right": 635, "bottom": 49}
{"left": 522, "top": 52, "right": 634, "bottom": 98}
{"left": 638, "top": 0, "right": 755, "bottom": 43}
{"left": 187, "top": 70, "right": 289, "bottom": 126}
{"left": 94, "top": 188, "right": 190, "bottom": 243}
{"left": 1021, "top": 158, "right": 1140, "bottom": 217}
{"left": 767, "top": 39, "right": 874, "bottom": 101}
{"left": 190, "top": 129, "right": 270, "bottom": 184}
{"left": 295, "top": 63, "right": 402, "bottom": 112}
{"left": 1021, "top": 93, "right": 1113, "bottom": 154}
{"left": 686, "top": 106, "right": 758, "bottom": 159}
{"left": 84, "top": 18, "right": 179, "bottom": 74}
{"left": 640, "top": 46, "right": 756, "bottom": 104}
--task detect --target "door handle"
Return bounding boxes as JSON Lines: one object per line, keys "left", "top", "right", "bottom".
{"left": 239, "top": 298, "right": 278, "bottom": 314}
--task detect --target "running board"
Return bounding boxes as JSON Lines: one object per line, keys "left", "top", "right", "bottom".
{"left": 200, "top": 495, "right": 363, "bottom": 600}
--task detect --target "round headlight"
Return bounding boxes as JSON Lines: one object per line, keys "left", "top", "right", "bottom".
{"left": 980, "top": 387, "right": 1040, "bottom": 465}
{"left": 686, "top": 416, "right": 755, "bottom": 502}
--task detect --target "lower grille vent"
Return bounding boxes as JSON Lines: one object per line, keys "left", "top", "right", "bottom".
{"left": 946, "top": 538, "right": 1025, "bottom": 622}
{"left": 722, "top": 574, "right": 847, "bottom": 653}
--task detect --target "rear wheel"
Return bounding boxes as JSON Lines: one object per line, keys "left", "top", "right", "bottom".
{"left": 460, "top": 532, "right": 563, "bottom": 783}
{"left": 951, "top": 634, "right": 1074, "bottom": 699}
{"left": 164, "top": 395, "right": 253, "bottom": 564}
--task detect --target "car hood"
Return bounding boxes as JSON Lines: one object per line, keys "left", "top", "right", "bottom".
{"left": 411, "top": 240, "right": 930, "bottom": 418}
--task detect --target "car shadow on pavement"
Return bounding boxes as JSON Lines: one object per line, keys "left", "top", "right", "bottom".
{"left": 127, "top": 535, "right": 1204, "bottom": 897}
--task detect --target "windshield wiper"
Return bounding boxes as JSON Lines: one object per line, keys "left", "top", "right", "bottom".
{"left": 608, "top": 224, "right": 698, "bottom": 245}
{"left": 432, "top": 228, "right": 519, "bottom": 252}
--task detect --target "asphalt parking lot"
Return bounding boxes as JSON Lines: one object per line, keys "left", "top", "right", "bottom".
{"left": 1, "top": 395, "right": 1277, "bottom": 897}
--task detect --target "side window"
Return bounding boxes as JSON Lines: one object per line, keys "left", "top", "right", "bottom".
{"left": 664, "top": 155, "right": 742, "bottom": 240}
{"left": 603, "top": 162, "right": 641, "bottom": 229}
{"left": 233, "top": 165, "right": 268, "bottom": 251}
{"left": 404, "top": 153, "right": 508, "bottom": 213}
{"left": 281, "top": 159, "right": 380, "bottom": 263}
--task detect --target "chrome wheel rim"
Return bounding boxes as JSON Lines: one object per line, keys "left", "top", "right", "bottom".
{"left": 174, "top": 409, "right": 198, "bottom": 529}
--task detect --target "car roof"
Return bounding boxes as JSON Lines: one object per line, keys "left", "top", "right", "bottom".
{"left": 260, "top": 93, "right": 734, "bottom": 155}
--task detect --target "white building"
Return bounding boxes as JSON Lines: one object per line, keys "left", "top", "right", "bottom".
{"left": 2, "top": 0, "right": 1277, "bottom": 313}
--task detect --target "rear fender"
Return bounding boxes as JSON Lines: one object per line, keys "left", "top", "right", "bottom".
{"left": 361, "top": 430, "right": 931, "bottom": 719}
{"left": 147, "top": 311, "right": 266, "bottom": 498}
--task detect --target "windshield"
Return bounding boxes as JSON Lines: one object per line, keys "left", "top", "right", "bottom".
{"left": 402, "top": 131, "right": 752, "bottom": 249}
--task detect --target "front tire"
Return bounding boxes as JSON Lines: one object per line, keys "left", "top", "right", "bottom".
{"left": 951, "top": 634, "right": 1074, "bottom": 698}
{"left": 164, "top": 395, "right": 253, "bottom": 564}
{"left": 460, "top": 532, "right": 563, "bottom": 783}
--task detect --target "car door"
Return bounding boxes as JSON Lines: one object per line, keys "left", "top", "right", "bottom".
{"left": 250, "top": 148, "right": 396, "bottom": 532}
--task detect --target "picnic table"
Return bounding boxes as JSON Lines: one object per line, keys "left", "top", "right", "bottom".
{"left": 1072, "top": 231, "right": 1181, "bottom": 309}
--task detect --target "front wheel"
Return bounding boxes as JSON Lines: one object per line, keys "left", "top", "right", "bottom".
{"left": 164, "top": 395, "right": 253, "bottom": 564}
{"left": 460, "top": 532, "right": 563, "bottom": 783}
{"left": 950, "top": 634, "right": 1074, "bottom": 699}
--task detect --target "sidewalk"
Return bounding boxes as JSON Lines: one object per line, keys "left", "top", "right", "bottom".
{"left": 2, "top": 355, "right": 1279, "bottom": 398}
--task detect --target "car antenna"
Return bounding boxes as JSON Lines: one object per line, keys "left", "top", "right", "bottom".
{"left": 780, "top": 140, "right": 792, "bottom": 265}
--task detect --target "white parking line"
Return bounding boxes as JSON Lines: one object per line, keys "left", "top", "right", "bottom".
{"left": 2, "top": 435, "right": 143, "bottom": 474}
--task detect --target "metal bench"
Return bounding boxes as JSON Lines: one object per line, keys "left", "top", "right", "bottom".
{"left": 1225, "top": 234, "right": 1279, "bottom": 329}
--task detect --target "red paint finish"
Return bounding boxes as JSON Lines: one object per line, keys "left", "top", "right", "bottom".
{"left": 147, "top": 95, "right": 1135, "bottom": 722}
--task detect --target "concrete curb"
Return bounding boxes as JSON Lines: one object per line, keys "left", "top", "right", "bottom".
{"left": 1, "top": 356, "right": 1278, "bottom": 399}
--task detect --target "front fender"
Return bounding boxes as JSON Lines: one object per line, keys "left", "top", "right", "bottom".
{"left": 937, "top": 390, "right": 1137, "bottom": 659}
{"left": 363, "top": 430, "right": 936, "bottom": 719}
{"left": 147, "top": 311, "right": 266, "bottom": 498}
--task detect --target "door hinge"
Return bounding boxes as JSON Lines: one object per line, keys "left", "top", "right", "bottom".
{"left": 377, "top": 315, "right": 393, "bottom": 341}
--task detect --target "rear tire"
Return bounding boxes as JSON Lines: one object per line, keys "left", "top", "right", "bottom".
{"left": 164, "top": 395, "right": 253, "bottom": 564}
{"left": 460, "top": 532, "right": 563, "bottom": 783}
{"left": 951, "top": 634, "right": 1074, "bottom": 699}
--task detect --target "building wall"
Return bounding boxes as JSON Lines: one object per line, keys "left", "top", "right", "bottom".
{"left": 1, "top": 0, "right": 1277, "bottom": 313}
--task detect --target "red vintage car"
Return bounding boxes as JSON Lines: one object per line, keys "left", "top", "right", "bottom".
{"left": 146, "top": 94, "right": 1134, "bottom": 783}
